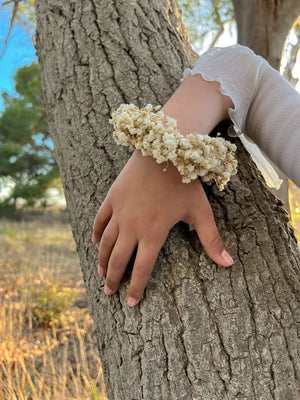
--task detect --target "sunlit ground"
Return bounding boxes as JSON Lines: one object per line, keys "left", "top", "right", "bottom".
{"left": 290, "top": 182, "right": 300, "bottom": 242}
{"left": 0, "top": 208, "right": 106, "bottom": 400}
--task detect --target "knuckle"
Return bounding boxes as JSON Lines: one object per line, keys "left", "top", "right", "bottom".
{"left": 145, "top": 220, "right": 165, "bottom": 242}
{"left": 124, "top": 214, "right": 138, "bottom": 229}
{"left": 98, "top": 252, "right": 108, "bottom": 267}
{"left": 101, "top": 231, "right": 114, "bottom": 247}
{"left": 145, "top": 230, "right": 158, "bottom": 244}
{"left": 149, "top": 212, "right": 163, "bottom": 228}
{"left": 109, "top": 252, "right": 124, "bottom": 271}
{"left": 207, "top": 233, "right": 223, "bottom": 251}
{"left": 134, "top": 263, "right": 151, "bottom": 280}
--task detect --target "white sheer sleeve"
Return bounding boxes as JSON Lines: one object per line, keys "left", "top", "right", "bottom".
{"left": 183, "top": 44, "right": 300, "bottom": 187}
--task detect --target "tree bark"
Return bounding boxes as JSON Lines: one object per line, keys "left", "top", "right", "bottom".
{"left": 35, "top": 0, "right": 300, "bottom": 399}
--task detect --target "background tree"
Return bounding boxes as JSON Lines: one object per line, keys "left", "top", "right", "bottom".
{"left": 0, "top": 62, "right": 60, "bottom": 210}
{"left": 232, "top": 0, "right": 300, "bottom": 71}
{"left": 178, "top": 0, "right": 235, "bottom": 51}
{"left": 35, "top": 0, "right": 300, "bottom": 398}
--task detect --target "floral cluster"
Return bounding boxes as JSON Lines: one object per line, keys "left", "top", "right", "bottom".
{"left": 110, "top": 104, "right": 237, "bottom": 190}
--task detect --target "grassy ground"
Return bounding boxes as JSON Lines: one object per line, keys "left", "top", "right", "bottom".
{"left": 290, "top": 182, "right": 300, "bottom": 241}
{"left": 0, "top": 208, "right": 106, "bottom": 400}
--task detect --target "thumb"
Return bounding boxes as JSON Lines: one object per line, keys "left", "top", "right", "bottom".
{"left": 189, "top": 200, "right": 234, "bottom": 268}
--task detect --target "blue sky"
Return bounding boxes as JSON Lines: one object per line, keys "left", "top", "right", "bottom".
{"left": 0, "top": 7, "right": 37, "bottom": 112}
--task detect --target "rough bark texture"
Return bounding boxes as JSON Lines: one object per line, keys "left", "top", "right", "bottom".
{"left": 35, "top": 1, "right": 300, "bottom": 399}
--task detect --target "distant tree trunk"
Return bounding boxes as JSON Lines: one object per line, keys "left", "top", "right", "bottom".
{"left": 232, "top": 0, "right": 300, "bottom": 213}
{"left": 35, "top": 0, "right": 300, "bottom": 399}
{"left": 232, "top": 0, "right": 300, "bottom": 70}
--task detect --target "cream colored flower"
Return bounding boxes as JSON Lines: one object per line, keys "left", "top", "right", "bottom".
{"left": 110, "top": 104, "right": 237, "bottom": 190}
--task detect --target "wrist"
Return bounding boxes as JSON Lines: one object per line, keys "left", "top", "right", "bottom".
{"left": 111, "top": 104, "right": 237, "bottom": 189}
{"left": 161, "top": 74, "right": 233, "bottom": 136}
{"left": 132, "top": 149, "right": 184, "bottom": 186}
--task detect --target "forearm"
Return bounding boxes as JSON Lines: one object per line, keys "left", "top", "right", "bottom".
{"left": 181, "top": 44, "right": 300, "bottom": 186}
{"left": 161, "top": 73, "right": 233, "bottom": 136}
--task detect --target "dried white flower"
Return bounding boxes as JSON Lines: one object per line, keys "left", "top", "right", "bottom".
{"left": 110, "top": 104, "right": 238, "bottom": 190}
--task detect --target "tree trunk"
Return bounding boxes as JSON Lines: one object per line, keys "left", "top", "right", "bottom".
{"left": 232, "top": 0, "right": 300, "bottom": 70}
{"left": 35, "top": 1, "right": 300, "bottom": 399}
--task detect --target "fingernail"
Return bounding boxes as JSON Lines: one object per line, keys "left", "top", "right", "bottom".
{"left": 98, "top": 265, "right": 105, "bottom": 275}
{"left": 221, "top": 250, "right": 234, "bottom": 266}
{"left": 104, "top": 285, "right": 114, "bottom": 295}
{"left": 127, "top": 297, "right": 138, "bottom": 307}
{"left": 92, "top": 234, "right": 98, "bottom": 243}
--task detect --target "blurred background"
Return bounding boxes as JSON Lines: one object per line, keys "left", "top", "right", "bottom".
{"left": 0, "top": 1, "right": 299, "bottom": 399}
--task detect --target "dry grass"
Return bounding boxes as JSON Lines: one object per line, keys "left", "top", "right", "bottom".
{"left": 290, "top": 181, "right": 300, "bottom": 242}
{"left": 0, "top": 208, "right": 106, "bottom": 400}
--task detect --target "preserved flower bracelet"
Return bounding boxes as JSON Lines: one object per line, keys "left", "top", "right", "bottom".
{"left": 110, "top": 104, "right": 237, "bottom": 190}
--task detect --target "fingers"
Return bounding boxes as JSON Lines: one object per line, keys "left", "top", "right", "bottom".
{"left": 126, "top": 240, "right": 162, "bottom": 307}
{"left": 104, "top": 234, "right": 137, "bottom": 295}
{"left": 98, "top": 218, "right": 118, "bottom": 275}
{"left": 98, "top": 218, "right": 167, "bottom": 305}
{"left": 92, "top": 201, "right": 112, "bottom": 243}
{"left": 193, "top": 198, "right": 234, "bottom": 267}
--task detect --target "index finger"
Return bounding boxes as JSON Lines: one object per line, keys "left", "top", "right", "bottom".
{"left": 126, "top": 241, "right": 162, "bottom": 307}
{"left": 92, "top": 201, "right": 112, "bottom": 243}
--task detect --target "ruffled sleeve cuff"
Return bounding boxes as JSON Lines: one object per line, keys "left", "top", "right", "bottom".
{"left": 182, "top": 44, "right": 265, "bottom": 137}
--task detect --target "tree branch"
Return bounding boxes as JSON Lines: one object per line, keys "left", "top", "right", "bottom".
{"left": 0, "top": 0, "right": 23, "bottom": 59}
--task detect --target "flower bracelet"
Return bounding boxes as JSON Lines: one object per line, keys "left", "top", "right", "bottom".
{"left": 110, "top": 104, "right": 237, "bottom": 190}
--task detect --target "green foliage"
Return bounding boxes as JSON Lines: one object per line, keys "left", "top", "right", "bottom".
{"left": 1, "top": 0, "right": 36, "bottom": 36}
{"left": 31, "top": 280, "right": 79, "bottom": 328}
{"left": 178, "top": 0, "right": 234, "bottom": 51}
{"left": 0, "top": 62, "right": 61, "bottom": 210}
{"left": 17, "top": 0, "right": 36, "bottom": 27}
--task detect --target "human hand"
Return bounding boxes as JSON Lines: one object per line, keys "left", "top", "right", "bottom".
{"left": 92, "top": 149, "right": 234, "bottom": 307}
